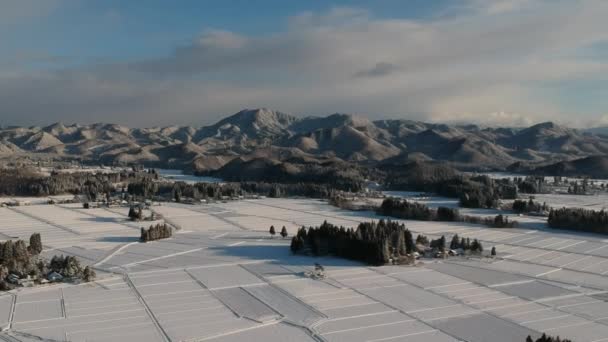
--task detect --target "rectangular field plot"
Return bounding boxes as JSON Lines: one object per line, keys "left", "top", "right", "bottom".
{"left": 154, "top": 203, "right": 251, "bottom": 232}
{"left": 245, "top": 284, "right": 325, "bottom": 326}
{"left": 271, "top": 277, "right": 342, "bottom": 298}
{"left": 408, "top": 304, "right": 478, "bottom": 321}
{"left": 208, "top": 322, "right": 316, "bottom": 342}
{"left": 213, "top": 287, "right": 280, "bottom": 322}
{"left": 5, "top": 197, "right": 608, "bottom": 342}
{"left": 307, "top": 293, "right": 376, "bottom": 312}
{"left": 544, "top": 322, "right": 608, "bottom": 342}
{"left": 0, "top": 295, "right": 12, "bottom": 328}
{"left": 330, "top": 269, "right": 404, "bottom": 289}
{"left": 432, "top": 313, "right": 539, "bottom": 342}
{"left": 0, "top": 207, "right": 77, "bottom": 248}
{"left": 221, "top": 215, "right": 301, "bottom": 234}
{"left": 540, "top": 269, "right": 608, "bottom": 289}
{"left": 242, "top": 262, "right": 296, "bottom": 279}
{"left": 135, "top": 275, "right": 262, "bottom": 341}
{"left": 389, "top": 268, "right": 469, "bottom": 289}
{"left": 320, "top": 318, "right": 444, "bottom": 342}
{"left": 554, "top": 300, "right": 608, "bottom": 320}
{"left": 214, "top": 200, "right": 363, "bottom": 229}
{"left": 315, "top": 311, "right": 413, "bottom": 335}
{"left": 188, "top": 265, "right": 265, "bottom": 289}
{"left": 10, "top": 283, "right": 163, "bottom": 342}
{"left": 14, "top": 205, "right": 138, "bottom": 237}
{"left": 497, "top": 281, "right": 574, "bottom": 300}
{"left": 361, "top": 283, "right": 457, "bottom": 313}
{"left": 427, "top": 262, "right": 526, "bottom": 287}
{"left": 321, "top": 302, "right": 393, "bottom": 319}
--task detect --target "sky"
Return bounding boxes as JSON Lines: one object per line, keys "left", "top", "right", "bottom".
{"left": 1, "top": 0, "right": 607, "bottom": 127}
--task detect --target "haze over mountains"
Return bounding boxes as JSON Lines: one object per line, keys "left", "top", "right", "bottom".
{"left": 1, "top": 108, "right": 608, "bottom": 175}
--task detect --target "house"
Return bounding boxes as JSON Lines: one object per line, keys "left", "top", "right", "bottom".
{"left": 47, "top": 272, "right": 63, "bottom": 282}
{"left": 7, "top": 274, "right": 20, "bottom": 285}
{"left": 448, "top": 249, "right": 461, "bottom": 256}
{"left": 9, "top": 200, "right": 31, "bottom": 207}
{"left": 435, "top": 250, "right": 449, "bottom": 259}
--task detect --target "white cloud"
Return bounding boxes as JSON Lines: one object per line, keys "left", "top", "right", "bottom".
{"left": 466, "top": 0, "right": 535, "bottom": 14}
{"left": 0, "top": 1, "right": 607, "bottom": 127}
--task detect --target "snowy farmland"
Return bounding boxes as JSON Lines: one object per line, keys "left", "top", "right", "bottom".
{"left": 2, "top": 198, "right": 608, "bottom": 341}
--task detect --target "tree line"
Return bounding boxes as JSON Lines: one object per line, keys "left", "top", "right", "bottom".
{"left": 49, "top": 255, "right": 95, "bottom": 282}
{"left": 290, "top": 219, "right": 489, "bottom": 265}
{"left": 1, "top": 233, "right": 94, "bottom": 290}
{"left": 380, "top": 162, "right": 517, "bottom": 208}
{"left": 512, "top": 198, "right": 549, "bottom": 213}
{"left": 378, "top": 198, "right": 518, "bottom": 228}
{"left": 0, "top": 167, "right": 149, "bottom": 198}
{"left": 548, "top": 207, "right": 608, "bottom": 234}
{"left": 526, "top": 334, "right": 572, "bottom": 342}
{"left": 140, "top": 223, "right": 173, "bottom": 242}
{"left": 448, "top": 234, "right": 484, "bottom": 253}
{"left": 128, "top": 179, "right": 349, "bottom": 201}
{"left": 290, "top": 219, "right": 416, "bottom": 265}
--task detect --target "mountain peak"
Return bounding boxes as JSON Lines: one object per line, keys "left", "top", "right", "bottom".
{"left": 223, "top": 108, "right": 296, "bottom": 125}
{"left": 531, "top": 121, "right": 558, "bottom": 130}
{"left": 210, "top": 108, "right": 298, "bottom": 138}
{"left": 519, "top": 121, "right": 572, "bottom": 137}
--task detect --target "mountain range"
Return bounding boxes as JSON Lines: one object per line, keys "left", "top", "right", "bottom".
{"left": 1, "top": 108, "right": 607, "bottom": 175}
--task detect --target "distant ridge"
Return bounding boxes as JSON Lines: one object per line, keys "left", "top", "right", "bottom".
{"left": 1, "top": 108, "right": 608, "bottom": 174}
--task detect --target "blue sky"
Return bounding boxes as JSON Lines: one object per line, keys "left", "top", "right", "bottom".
{"left": 1, "top": 0, "right": 607, "bottom": 127}
{"left": 3, "top": 0, "right": 451, "bottom": 67}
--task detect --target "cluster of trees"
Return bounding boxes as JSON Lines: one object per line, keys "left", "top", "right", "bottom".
{"left": 128, "top": 206, "right": 144, "bottom": 221}
{"left": 448, "top": 234, "right": 484, "bottom": 253}
{"left": 457, "top": 176, "right": 518, "bottom": 208}
{"left": 548, "top": 208, "right": 608, "bottom": 234}
{"left": 514, "top": 176, "right": 546, "bottom": 194}
{"left": 568, "top": 180, "right": 588, "bottom": 195}
{"left": 49, "top": 255, "right": 95, "bottom": 281}
{"left": 416, "top": 234, "right": 429, "bottom": 246}
{"left": 378, "top": 198, "right": 435, "bottom": 220}
{"left": 140, "top": 224, "right": 172, "bottom": 242}
{"left": 269, "top": 225, "right": 288, "bottom": 239}
{"left": 482, "top": 214, "right": 518, "bottom": 228}
{"left": 204, "top": 158, "right": 371, "bottom": 193}
{"left": 328, "top": 195, "right": 378, "bottom": 211}
{"left": 0, "top": 167, "right": 148, "bottom": 198}
{"left": 381, "top": 162, "right": 518, "bottom": 208}
{"left": 378, "top": 198, "right": 518, "bottom": 228}
{"left": 128, "top": 179, "right": 350, "bottom": 202}
{"left": 290, "top": 219, "right": 416, "bottom": 265}
{"left": 526, "top": 334, "right": 572, "bottom": 342}
{"left": 512, "top": 198, "right": 549, "bottom": 213}
{"left": 1, "top": 233, "right": 94, "bottom": 290}
{"left": 459, "top": 186, "right": 500, "bottom": 209}
{"left": 429, "top": 236, "right": 447, "bottom": 251}
{"left": 0, "top": 234, "right": 42, "bottom": 288}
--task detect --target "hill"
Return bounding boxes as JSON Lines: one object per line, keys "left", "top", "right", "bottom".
{"left": 531, "top": 156, "right": 608, "bottom": 178}
{"left": 1, "top": 109, "right": 607, "bottom": 177}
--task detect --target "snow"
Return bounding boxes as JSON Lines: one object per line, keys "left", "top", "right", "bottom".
{"left": 3, "top": 197, "right": 608, "bottom": 341}
{"left": 157, "top": 168, "right": 223, "bottom": 184}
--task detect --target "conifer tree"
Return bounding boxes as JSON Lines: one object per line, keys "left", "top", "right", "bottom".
{"left": 29, "top": 233, "right": 43, "bottom": 255}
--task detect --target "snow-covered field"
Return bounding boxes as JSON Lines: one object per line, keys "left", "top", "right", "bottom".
{"left": 470, "top": 171, "right": 608, "bottom": 186}
{"left": 532, "top": 193, "right": 608, "bottom": 211}
{"left": 158, "top": 169, "right": 223, "bottom": 184}
{"left": 2, "top": 198, "right": 608, "bottom": 341}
